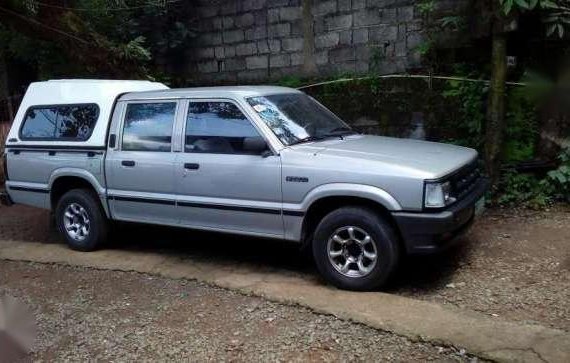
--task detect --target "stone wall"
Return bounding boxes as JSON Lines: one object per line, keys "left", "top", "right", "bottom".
{"left": 189, "top": 0, "right": 464, "bottom": 84}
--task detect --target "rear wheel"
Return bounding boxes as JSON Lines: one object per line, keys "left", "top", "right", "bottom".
{"left": 312, "top": 207, "right": 399, "bottom": 291}
{"left": 55, "top": 189, "right": 108, "bottom": 251}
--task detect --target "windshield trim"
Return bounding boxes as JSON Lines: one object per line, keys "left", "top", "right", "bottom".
{"left": 245, "top": 93, "right": 353, "bottom": 147}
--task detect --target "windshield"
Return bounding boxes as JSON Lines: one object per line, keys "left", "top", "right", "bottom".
{"left": 247, "top": 93, "right": 354, "bottom": 146}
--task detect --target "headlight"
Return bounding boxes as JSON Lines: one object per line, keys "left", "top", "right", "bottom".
{"left": 424, "top": 181, "right": 455, "bottom": 208}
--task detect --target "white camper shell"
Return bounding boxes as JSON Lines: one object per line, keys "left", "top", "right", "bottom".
{"left": 6, "top": 79, "right": 168, "bottom": 148}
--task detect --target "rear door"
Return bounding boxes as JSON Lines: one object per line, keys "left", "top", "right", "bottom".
{"left": 175, "top": 99, "right": 283, "bottom": 237}
{"left": 105, "top": 100, "right": 181, "bottom": 225}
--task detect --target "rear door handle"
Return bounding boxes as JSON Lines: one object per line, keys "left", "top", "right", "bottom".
{"left": 121, "top": 160, "right": 135, "bottom": 167}
{"left": 184, "top": 163, "right": 200, "bottom": 170}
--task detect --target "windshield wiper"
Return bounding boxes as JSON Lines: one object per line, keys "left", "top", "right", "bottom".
{"left": 321, "top": 127, "right": 359, "bottom": 140}
{"left": 289, "top": 135, "right": 327, "bottom": 146}
{"left": 328, "top": 126, "right": 353, "bottom": 133}
{"left": 289, "top": 127, "right": 358, "bottom": 146}
{"left": 326, "top": 126, "right": 358, "bottom": 135}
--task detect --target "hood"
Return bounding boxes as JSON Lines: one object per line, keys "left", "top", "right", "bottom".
{"left": 293, "top": 135, "right": 478, "bottom": 179}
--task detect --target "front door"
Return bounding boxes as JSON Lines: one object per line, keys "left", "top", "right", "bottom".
{"left": 175, "top": 100, "right": 283, "bottom": 237}
{"left": 105, "top": 101, "right": 180, "bottom": 224}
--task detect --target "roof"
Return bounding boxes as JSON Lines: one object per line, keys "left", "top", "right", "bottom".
{"left": 19, "top": 79, "right": 168, "bottom": 107}
{"left": 119, "top": 85, "right": 302, "bottom": 101}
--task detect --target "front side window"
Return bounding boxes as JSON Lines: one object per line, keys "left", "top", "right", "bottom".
{"left": 20, "top": 104, "right": 99, "bottom": 141}
{"left": 247, "top": 93, "right": 354, "bottom": 146}
{"left": 185, "top": 101, "right": 262, "bottom": 154}
{"left": 122, "top": 102, "right": 176, "bottom": 152}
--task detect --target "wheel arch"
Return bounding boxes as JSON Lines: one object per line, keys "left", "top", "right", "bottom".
{"left": 48, "top": 169, "right": 110, "bottom": 217}
{"left": 297, "top": 184, "right": 404, "bottom": 249}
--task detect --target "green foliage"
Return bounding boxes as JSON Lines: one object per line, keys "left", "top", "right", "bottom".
{"left": 277, "top": 76, "right": 304, "bottom": 88}
{"left": 497, "top": 145, "right": 570, "bottom": 207}
{"left": 0, "top": 1, "right": 196, "bottom": 80}
{"left": 547, "top": 145, "right": 570, "bottom": 200}
{"left": 439, "top": 69, "right": 541, "bottom": 162}
{"left": 413, "top": 0, "right": 465, "bottom": 68}
{"left": 497, "top": 170, "right": 553, "bottom": 208}
{"left": 0, "top": 23, "right": 72, "bottom": 79}
{"left": 441, "top": 77, "right": 487, "bottom": 149}
{"left": 499, "top": 0, "right": 570, "bottom": 38}
{"left": 439, "top": 16, "right": 464, "bottom": 31}
{"left": 416, "top": 41, "right": 433, "bottom": 56}
{"left": 114, "top": 36, "right": 151, "bottom": 63}
{"left": 418, "top": 1, "right": 436, "bottom": 14}
{"left": 503, "top": 86, "right": 540, "bottom": 162}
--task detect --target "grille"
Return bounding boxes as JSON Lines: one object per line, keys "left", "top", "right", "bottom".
{"left": 449, "top": 161, "right": 481, "bottom": 201}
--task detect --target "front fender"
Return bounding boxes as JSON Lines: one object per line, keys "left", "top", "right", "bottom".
{"left": 281, "top": 183, "right": 402, "bottom": 242}
{"left": 295, "top": 183, "right": 402, "bottom": 212}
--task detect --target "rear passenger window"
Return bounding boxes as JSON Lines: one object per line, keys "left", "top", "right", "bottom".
{"left": 185, "top": 102, "right": 261, "bottom": 154}
{"left": 122, "top": 102, "right": 176, "bottom": 152}
{"left": 20, "top": 104, "right": 99, "bottom": 141}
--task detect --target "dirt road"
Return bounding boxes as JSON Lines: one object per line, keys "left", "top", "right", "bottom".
{"left": 1, "top": 205, "right": 567, "bottom": 331}
{"left": 1, "top": 261, "right": 473, "bottom": 361}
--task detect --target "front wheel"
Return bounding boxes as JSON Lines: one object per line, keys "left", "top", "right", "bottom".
{"left": 312, "top": 207, "right": 400, "bottom": 291}
{"left": 55, "top": 189, "right": 108, "bottom": 251}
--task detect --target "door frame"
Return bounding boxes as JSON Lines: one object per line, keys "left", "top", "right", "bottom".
{"left": 105, "top": 98, "right": 183, "bottom": 223}
{"left": 174, "top": 97, "right": 285, "bottom": 237}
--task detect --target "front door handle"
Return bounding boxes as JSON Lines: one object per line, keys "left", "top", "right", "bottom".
{"left": 121, "top": 160, "right": 135, "bottom": 167}
{"left": 184, "top": 163, "right": 200, "bottom": 170}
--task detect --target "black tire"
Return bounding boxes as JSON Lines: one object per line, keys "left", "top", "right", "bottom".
{"left": 312, "top": 207, "right": 400, "bottom": 291}
{"left": 55, "top": 189, "right": 108, "bottom": 251}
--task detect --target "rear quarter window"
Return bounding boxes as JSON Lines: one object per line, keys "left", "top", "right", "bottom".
{"left": 121, "top": 102, "right": 176, "bottom": 152}
{"left": 20, "top": 104, "right": 99, "bottom": 141}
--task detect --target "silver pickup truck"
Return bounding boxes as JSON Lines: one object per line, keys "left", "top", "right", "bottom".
{"left": 1, "top": 80, "right": 488, "bottom": 290}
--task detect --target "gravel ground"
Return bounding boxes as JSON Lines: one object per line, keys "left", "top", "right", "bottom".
{"left": 1, "top": 204, "right": 569, "bottom": 333}
{"left": 392, "top": 206, "right": 570, "bottom": 332}
{"left": 0, "top": 261, "right": 477, "bottom": 362}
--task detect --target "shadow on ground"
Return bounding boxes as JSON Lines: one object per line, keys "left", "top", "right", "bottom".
{"left": 107, "top": 221, "right": 473, "bottom": 293}
{"left": 0, "top": 205, "right": 473, "bottom": 292}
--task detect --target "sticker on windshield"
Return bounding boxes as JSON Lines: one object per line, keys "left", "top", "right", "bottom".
{"left": 253, "top": 104, "right": 267, "bottom": 113}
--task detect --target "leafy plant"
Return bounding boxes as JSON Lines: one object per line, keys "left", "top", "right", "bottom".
{"left": 497, "top": 145, "right": 570, "bottom": 207}
{"left": 499, "top": 0, "right": 570, "bottom": 38}
{"left": 439, "top": 16, "right": 464, "bottom": 31}
{"left": 503, "top": 85, "right": 540, "bottom": 162}
{"left": 416, "top": 41, "right": 433, "bottom": 56}
{"left": 496, "top": 170, "right": 554, "bottom": 208}
{"left": 277, "top": 76, "right": 304, "bottom": 88}
{"left": 441, "top": 77, "right": 487, "bottom": 149}
{"left": 418, "top": 1, "right": 436, "bottom": 14}
{"left": 546, "top": 145, "right": 570, "bottom": 201}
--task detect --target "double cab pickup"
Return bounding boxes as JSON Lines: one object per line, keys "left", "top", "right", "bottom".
{"left": 1, "top": 80, "right": 488, "bottom": 290}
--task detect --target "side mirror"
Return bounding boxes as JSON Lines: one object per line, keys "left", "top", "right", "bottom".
{"left": 243, "top": 137, "right": 271, "bottom": 156}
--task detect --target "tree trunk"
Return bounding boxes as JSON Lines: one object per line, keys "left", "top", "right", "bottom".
{"left": 485, "top": 31, "right": 507, "bottom": 186}
{"left": 301, "top": 0, "right": 317, "bottom": 76}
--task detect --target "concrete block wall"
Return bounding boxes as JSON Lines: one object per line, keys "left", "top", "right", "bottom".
{"left": 188, "top": 0, "right": 463, "bottom": 84}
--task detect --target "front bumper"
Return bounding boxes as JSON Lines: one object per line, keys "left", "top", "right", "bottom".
{"left": 0, "top": 190, "right": 13, "bottom": 206}
{"left": 392, "top": 177, "right": 489, "bottom": 254}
